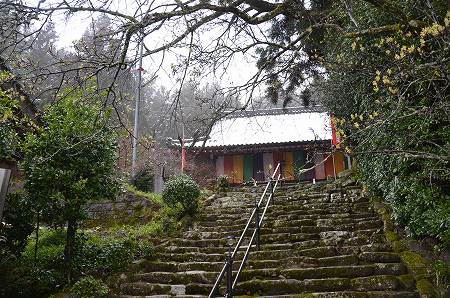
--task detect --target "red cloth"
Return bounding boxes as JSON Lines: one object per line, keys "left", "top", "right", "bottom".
{"left": 331, "top": 117, "right": 340, "bottom": 146}
{"left": 181, "top": 139, "right": 187, "bottom": 171}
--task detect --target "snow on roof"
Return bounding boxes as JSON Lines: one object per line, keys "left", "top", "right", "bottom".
{"left": 194, "top": 111, "right": 332, "bottom": 148}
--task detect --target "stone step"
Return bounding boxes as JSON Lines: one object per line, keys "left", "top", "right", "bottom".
{"left": 200, "top": 210, "right": 379, "bottom": 225}
{"left": 204, "top": 199, "right": 372, "bottom": 214}
{"left": 114, "top": 181, "right": 420, "bottom": 297}
{"left": 157, "top": 236, "right": 392, "bottom": 255}
{"left": 116, "top": 290, "right": 419, "bottom": 298}
{"left": 204, "top": 191, "right": 367, "bottom": 209}
{"left": 166, "top": 232, "right": 387, "bottom": 256}
{"left": 190, "top": 223, "right": 381, "bottom": 238}
{"left": 232, "top": 275, "right": 414, "bottom": 295}
{"left": 198, "top": 217, "right": 352, "bottom": 229}
{"left": 241, "top": 291, "right": 418, "bottom": 298}
{"left": 193, "top": 215, "right": 383, "bottom": 233}
{"left": 120, "top": 274, "right": 413, "bottom": 296}
{"left": 121, "top": 275, "right": 411, "bottom": 296}
{"left": 151, "top": 247, "right": 399, "bottom": 264}
{"left": 264, "top": 202, "right": 373, "bottom": 214}
{"left": 123, "top": 264, "right": 407, "bottom": 285}
{"left": 135, "top": 254, "right": 362, "bottom": 273}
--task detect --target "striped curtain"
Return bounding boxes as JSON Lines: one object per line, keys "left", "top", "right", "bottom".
{"left": 263, "top": 152, "right": 274, "bottom": 180}
{"left": 216, "top": 156, "right": 224, "bottom": 177}
{"left": 314, "top": 153, "right": 326, "bottom": 180}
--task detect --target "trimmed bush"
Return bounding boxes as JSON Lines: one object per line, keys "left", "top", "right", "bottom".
{"left": 70, "top": 276, "right": 109, "bottom": 298}
{"left": 162, "top": 174, "right": 200, "bottom": 218}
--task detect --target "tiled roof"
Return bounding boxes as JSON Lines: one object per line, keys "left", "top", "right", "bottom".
{"left": 193, "top": 110, "right": 332, "bottom": 148}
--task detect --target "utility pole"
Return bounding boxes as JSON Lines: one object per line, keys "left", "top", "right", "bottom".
{"left": 131, "top": 33, "right": 144, "bottom": 178}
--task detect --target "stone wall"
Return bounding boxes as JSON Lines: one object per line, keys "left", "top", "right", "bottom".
{"left": 85, "top": 191, "right": 160, "bottom": 226}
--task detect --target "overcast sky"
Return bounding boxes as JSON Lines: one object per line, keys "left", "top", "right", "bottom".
{"left": 36, "top": 0, "right": 261, "bottom": 94}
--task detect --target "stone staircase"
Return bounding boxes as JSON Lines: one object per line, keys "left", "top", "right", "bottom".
{"left": 114, "top": 178, "right": 421, "bottom": 297}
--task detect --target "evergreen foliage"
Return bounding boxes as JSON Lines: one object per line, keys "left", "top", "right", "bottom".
{"left": 260, "top": 0, "right": 450, "bottom": 246}
{"left": 131, "top": 167, "right": 154, "bottom": 192}
{"left": 70, "top": 276, "right": 109, "bottom": 298}
{"left": 21, "top": 89, "right": 118, "bottom": 281}
{"left": 0, "top": 191, "right": 34, "bottom": 257}
{"left": 162, "top": 174, "right": 200, "bottom": 218}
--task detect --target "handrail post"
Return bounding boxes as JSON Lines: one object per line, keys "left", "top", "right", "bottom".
{"left": 209, "top": 176, "right": 280, "bottom": 297}
{"left": 226, "top": 245, "right": 233, "bottom": 298}
{"left": 255, "top": 197, "right": 260, "bottom": 251}
{"left": 270, "top": 178, "right": 275, "bottom": 205}
{"left": 280, "top": 161, "right": 284, "bottom": 186}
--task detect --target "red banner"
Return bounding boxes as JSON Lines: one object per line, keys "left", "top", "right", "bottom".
{"left": 331, "top": 116, "right": 340, "bottom": 146}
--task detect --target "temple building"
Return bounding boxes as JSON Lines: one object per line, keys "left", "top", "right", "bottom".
{"left": 177, "top": 107, "right": 351, "bottom": 184}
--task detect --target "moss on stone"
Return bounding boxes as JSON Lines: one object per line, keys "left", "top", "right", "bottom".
{"left": 398, "top": 274, "right": 415, "bottom": 290}
{"left": 386, "top": 231, "right": 400, "bottom": 242}
{"left": 351, "top": 275, "right": 399, "bottom": 291}
{"left": 416, "top": 279, "right": 437, "bottom": 298}
{"left": 400, "top": 251, "right": 430, "bottom": 276}
{"left": 391, "top": 240, "right": 409, "bottom": 252}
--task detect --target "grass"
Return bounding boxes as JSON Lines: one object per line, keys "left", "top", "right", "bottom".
{"left": 123, "top": 183, "right": 164, "bottom": 205}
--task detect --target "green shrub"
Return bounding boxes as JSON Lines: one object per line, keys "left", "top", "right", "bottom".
{"left": 0, "top": 192, "right": 35, "bottom": 257}
{"left": 216, "top": 175, "right": 230, "bottom": 191}
{"left": 70, "top": 276, "right": 109, "bottom": 298}
{"left": 1, "top": 228, "right": 67, "bottom": 297}
{"left": 435, "top": 260, "right": 450, "bottom": 297}
{"left": 162, "top": 174, "right": 200, "bottom": 218}
{"left": 131, "top": 167, "right": 154, "bottom": 192}
{"left": 74, "top": 235, "right": 136, "bottom": 277}
{"left": 357, "top": 151, "right": 450, "bottom": 247}
{"left": 0, "top": 262, "right": 63, "bottom": 298}
{"left": 21, "top": 228, "right": 66, "bottom": 269}
{"left": 137, "top": 240, "right": 156, "bottom": 260}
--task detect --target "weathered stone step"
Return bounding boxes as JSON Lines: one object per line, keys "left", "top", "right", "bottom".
{"left": 239, "top": 264, "right": 407, "bottom": 284}
{"left": 205, "top": 199, "right": 372, "bottom": 214}
{"left": 115, "top": 295, "right": 205, "bottom": 298}
{"left": 189, "top": 221, "right": 380, "bottom": 239}
{"left": 232, "top": 275, "right": 414, "bottom": 295}
{"left": 119, "top": 274, "right": 414, "bottom": 296}
{"left": 136, "top": 248, "right": 397, "bottom": 274}
{"left": 115, "top": 180, "right": 421, "bottom": 297}
{"left": 137, "top": 275, "right": 411, "bottom": 296}
{"left": 156, "top": 236, "right": 391, "bottom": 255}
{"left": 241, "top": 291, "right": 418, "bottom": 298}
{"left": 204, "top": 189, "right": 367, "bottom": 211}
{"left": 123, "top": 264, "right": 406, "bottom": 286}
{"left": 152, "top": 245, "right": 399, "bottom": 263}
{"left": 116, "top": 290, "right": 418, "bottom": 298}
{"left": 201, "top": 210, "right": 379, "bottom": 225}
{"left": 194, "top": 216, "right": 383, "bottom": 233}
{"left": 166, "top": 230, "right": 386, "bottom": 254}
{"left": 159, "top": 242, "right": 293, "bottom": 254}
{"left": 135, "top": 254, "right": 362, "bottom": 273}
{"left": 275, "top": 194, "right": 369, "bottom": 205}
{"left": 263, "top": 202, "right": 373, "bottom": 214}
{"left": 119, "top": 282, "right": 185, "bottom": 296}
{"left": 266, "top": 208, "right": 376, "bottom": 219}
{"left": 185, "top": 229, "right": 320, "bottom": 242}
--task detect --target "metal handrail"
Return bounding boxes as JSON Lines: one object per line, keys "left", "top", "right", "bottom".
{"left": 208, "top": 163, "right": 282, "bottom": 298}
